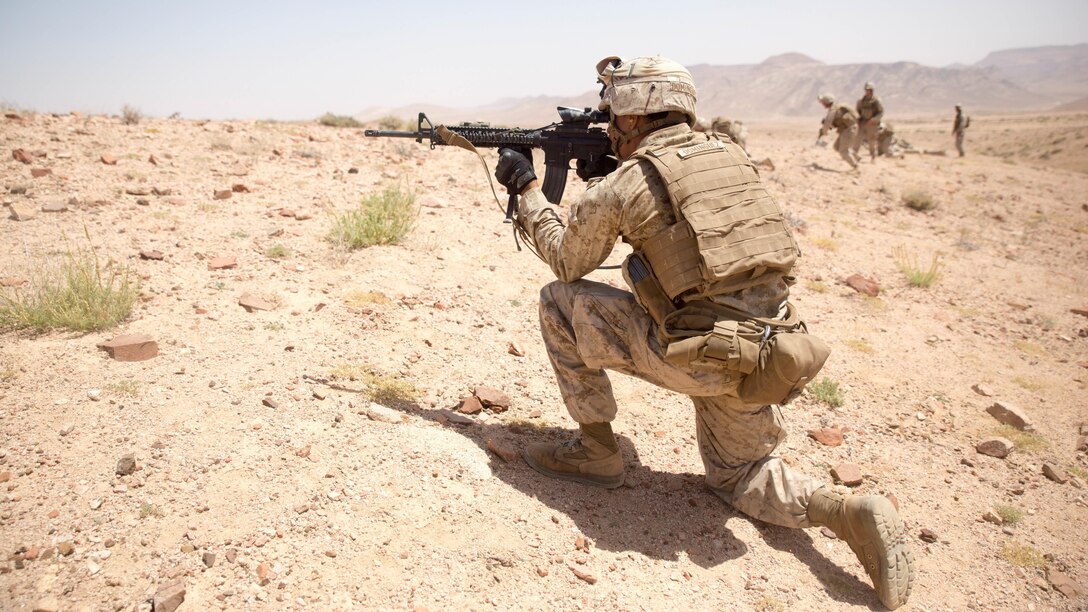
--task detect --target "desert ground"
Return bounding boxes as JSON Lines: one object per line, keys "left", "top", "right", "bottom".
{"left": 1, "top": 108, "right": 1087, "bottom": 611}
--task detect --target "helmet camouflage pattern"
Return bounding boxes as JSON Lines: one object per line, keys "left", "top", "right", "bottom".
{"left": 596, "top": 55, "right": 698, "bottom": 125}
{"left": 864, "top": 81, "right": 875, "bottom": 90}
{"left": 818, "top": 93, "right": 835, "bottom": 105}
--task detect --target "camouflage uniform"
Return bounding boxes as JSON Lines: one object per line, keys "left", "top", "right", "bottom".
{"left": 516, "top": 123, "right": 822, "bottom": 528}
{"left": 877, "top": 123, "right": 900, "bottom": 157}
{"left": 952, "top": 106, "right": 969, "bottom": 157}
{"left": 694, "top": 116, "right": 749, "bottom": 153}
{"left": 820, "top": 103, "right": 860, "bottom": 169}
{"left": 854, "top": 90, "right": 884, "bottom": 160}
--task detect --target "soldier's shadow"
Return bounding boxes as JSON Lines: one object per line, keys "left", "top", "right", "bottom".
{"left": 383, "top": 401, "right": 872, "bottom": 606}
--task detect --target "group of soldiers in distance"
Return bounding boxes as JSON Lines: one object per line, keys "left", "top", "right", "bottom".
{"left": 698, "top": 82, "right": 970, "bottom": 171}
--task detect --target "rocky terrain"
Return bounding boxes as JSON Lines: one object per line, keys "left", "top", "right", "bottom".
{"left": 1, "top": 109, "right": 1087, "bottom": 611}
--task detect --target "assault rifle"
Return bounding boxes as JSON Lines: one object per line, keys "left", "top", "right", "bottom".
{"left": 364, "top": 107, "right": 614, "bottom": 222}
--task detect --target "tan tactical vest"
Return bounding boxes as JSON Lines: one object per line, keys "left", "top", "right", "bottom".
{"left": 833, "top": 104, "right": 857, "bottom": 130}
{"left": 634, "top": 133, "right": 799, "bottom": 302}
{"left": 857, "top": 96, "right": 881, "bottom": 120}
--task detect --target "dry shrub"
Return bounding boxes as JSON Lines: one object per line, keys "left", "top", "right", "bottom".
{"left": 902, "top": 189, "right": 936, "bottom": 211}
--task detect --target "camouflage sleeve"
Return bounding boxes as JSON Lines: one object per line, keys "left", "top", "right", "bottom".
{"left": 515, "top": 180, "right": 622, "bottom": 282}
{"left": 873, "top": 97, "right": 884, "bottom": 122}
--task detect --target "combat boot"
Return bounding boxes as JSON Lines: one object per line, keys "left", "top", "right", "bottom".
{"left": 807, "top": 487, "right": 915, "bottom": 610}
{"left": 522, "top": 422, "right": 624, "bottom": 489}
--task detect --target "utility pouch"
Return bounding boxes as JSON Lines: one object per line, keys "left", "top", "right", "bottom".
{"left": 622, "top": 252, "right": 676, "bottom": 327}
{"left": 662, "top": 301, "right": 830, "bottom": 405}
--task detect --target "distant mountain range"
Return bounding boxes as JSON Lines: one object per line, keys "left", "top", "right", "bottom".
{"left": 360, "top": 43, "right": 1088, "bottom": 125}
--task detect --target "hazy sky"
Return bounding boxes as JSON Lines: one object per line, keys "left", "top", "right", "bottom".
{"left": 1, "top": 0, "right": 1085, "bottom": 120}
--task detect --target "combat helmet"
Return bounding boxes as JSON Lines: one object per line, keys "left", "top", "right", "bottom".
{"left": 864, "top": 81, "right": 875, "bottom": 90}
{"left": 596, "top": 55, "right": 698, "bottom": 126}
{"left": 818, "top": 93, "right": 835, "bottom": 105}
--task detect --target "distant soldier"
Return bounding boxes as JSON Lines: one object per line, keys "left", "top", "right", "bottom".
{"left": 694, "top": 116, "right": 749, "bottom": 153}
{"left": 876, "top": 122, "right": 902, "bottom": 158}
{"left": 817, "top": 94, "right": 860, "bottom": 170}
{"left": 854, "top": 81, "right": 884, "bottom": 162}
{"left": 952, "top": 105, "right": 970, "bottom": 157}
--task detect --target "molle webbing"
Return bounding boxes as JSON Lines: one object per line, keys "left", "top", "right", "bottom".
{"left": 638, "top": 136, "right": 798, "bottom": 300}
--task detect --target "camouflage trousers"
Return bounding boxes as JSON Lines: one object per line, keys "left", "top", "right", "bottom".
{"left": 834, "top": 125, "right": 859, "bottom": 169}
{"left": 538, "top": 279, "right": 821, "bottom": 528}
{"left": 854, "top": 120, "right": 879, "bottom": 159}
{"left": 955, "top": 131, "right": 966, "bottom": 156}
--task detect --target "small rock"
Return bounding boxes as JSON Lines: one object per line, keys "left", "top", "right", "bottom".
{"left": 437, "top": 410, "right": 473, "bottom": 425}
{"left": 507, "top": 341, "right": 524, "bottom": 357}
{"left": 262, "top": 398, "right": 280, "bottom": 409}
{"left": 486, "top": 439, "right": 518, "bottom": 463}
{"left": 919, "top": 528, "right": 938, "bottom": 543}
{"left": 982, "top": 510, "right": 1004, "bottom": 524}
{"left": 986, "top": 401, "right": 1034, "bottom": 431}
{"left": 475, "top": 386, "right": 511, "bottom": 411}
{"left": 238, "top": 293, "right": 275, "bottom": 312}
{"left": 100, "top": 154, "right": 118, "bottom": 165}
{"left": 31, "top": 168, "right": 52, "bottom": 178}
{"left": 830, "top": 463, "right": 864, "bottom": 486}
{"left": 231, "top": 183, "right": 249, "bottom": 193}
{"left": 1077, "top": 436, "right": 1088, "bottom": 453}
{"left": 115, "top": 454, "right": 137, "bottom": 476}
{"left": 256, "top": 561, "right": 272, "bottom": 583}
{"left": 152, "top": 581, "right": 186, "bottom": 612}
{"left": 1, "top": 277, "right": 28, "bottom": 287}
{"left": 40, "top": 200, "right": 68, "bottom": 213}
{"left": 845, "top": 273, "right": 880, "bottom": 297}
{"left": 12, "top": 148, "right": 32, "bottom": 164}
{"left": 807, "top": 427, "right": 844, "bottom": 447}
{"left": 366, "top": 403, "right": 403, "bottom": 424}
{"left": 207, "top": 256, "right": 237, "bottom": 270}
{"left": 213, "top": 189, "right": 232, "bottom": 200}
{"left": 139, "top": 249, "right": 164, "bottom": 260}
{"left": 7, "top": 203, "right": 38, "bottom": 221}
{"left": 148, "top": 154, "right": 160, "bottom": 165}
{"left": 97, "top": 334, "right": 158, "bottom": 361}
{"left": 125, "top": 187, "right": 150, "bottom": 196}
{"left": 971, "top": 383, "right": 995, "bottom": 397}
{"left": 202, "top": 552, "right": 216, "bottom": 568}
{"left": 312, "top": 389, "right": 327, "bottom": 401}
{"left": 1047, "top": 567, "right": 1086, "bottom": 599}
{"left": 570, "top": 566, "right": 597, "bottom": 585}
{"left": 1042, "top": 464, "right": 1067, "bottom": 484}
{"left": 976, "top": 437, "right": 1014, "bottom": 459}
{"left": 458, "top": 396, "right": 483, "bottom": 415}
{"left": 57, "top": 542, "right": 74, "bottom": 556}
{"left": 59, "top": 422, "right": 75, "bottom": 436}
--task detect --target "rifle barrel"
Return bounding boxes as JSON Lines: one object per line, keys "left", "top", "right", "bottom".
{"left": 362, "top": 129, "right": 426, "bottom": 138}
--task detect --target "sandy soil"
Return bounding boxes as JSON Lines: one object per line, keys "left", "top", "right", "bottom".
{"left": 1, "top": 109, "right": 1087, "bottom": 611}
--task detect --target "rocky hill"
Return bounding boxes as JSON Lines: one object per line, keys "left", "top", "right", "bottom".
{"left": 362, "top": 44, "right": 1088, "bottom": 125}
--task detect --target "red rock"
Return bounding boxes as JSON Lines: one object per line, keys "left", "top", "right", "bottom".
{"left": 148, "top": 154, "right": 159, "bottom": 165}
{"left": 0, "top": 471, "right": 11, "bottom": 482}
{"left": 830, "top": 463, "right": 864, "bottom": 486}
{"left": 153, "top": 581, "right": 186, "bottom": 612}
{"left": 919, "top": 528, "right": 938, "bottom": 543}
{"left": 278, "top": 208, "right": 296, "bottom": 217}
{"left": 296, "top": 444, "right": 311, "bottom": 459}
{"left": 475, "top": 386, "right": 511, "bottom": 411}
{"left": 207, "top": 256, "right": 237, "bottom": 270}
{"left": 12, "top": 149, "right": 32, "bottom": 164}
{"left": 1047, "top": 568, "right": 1086, "bottom": 599}
{"left": 293, "top": 211, "right": 312, "bottom": 221}
{"left": 0, "top": 277, "right": 27, "bottom": 287}
{"left": 31, "top": 168, "right": 52, "bottom": 178}
{"left": 47, "top": 509, "right": 59, "bottom": 519}
{"left": 256, "top": 561, "right": 272, "bottom": 583}
{"left": 1042, "top": 464, "right": 1067, "bottom": 484}
{"left": 570, "top": 566, "right": 597, "bottom": 584}
{"left": 101, "top": 154, "right": 118, "bottom": 165}
{"left": 140, "top": 250, "right": 164, "bottom": 261}
{"left": 97, "top": 334, "right": 158, "bottom": 362}
{"left": 486, "top": 439, "right": 518, "bottom": 462}
{"left": 213, "top": 189, "right": 232, "bottom": 200}
{"left": 845, "top": 274, "right": 880, "bottom": 297}
{"left": 986, "top": 401, "right": 1034, "bottom": 431}
{"left": 806, "top": 427, "right": 844, "bottom": 447}
{"left": 1071, "top": 307, "right": 1088, "bottom": 318}
{"left": 231, "top": 183, "right": 249, "bottom": 193}
{"left": 458, "top": 396, "right": 483, "bottom": 415}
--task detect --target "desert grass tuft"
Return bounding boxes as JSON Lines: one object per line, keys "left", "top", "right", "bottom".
{"left": 318, "top": 113, "right": 363, "bottom": 128}
{"left": 994, "top": 504, "right": 1024, "bottom": 525}
{"left": 999, "top": 541, "right": 1047, "bottom": 568}
{"left": 121, "top": 104, "right": 142, "bottom": 125}
{"left": 892, "top": 247, "right": 943, "bottom": 288}
{"left": 264, "top": 243, "right": 291, "bottom": 259}
{"left": 902, "top": 189, "right": 936, "bottom": 211}
{"left": 329, "top": 186, "right": 417, "bottom": 250}
{"left": 991, "top": 424, "right": 1049, "bottom": 452}
{"left": 329, "top": 363, "right": 417, "bottom": 405}
{"left": 0, "top": 238, "right": 138, "bottom": 333}
{"left": 807, "top": 377, "right": 844, "bottom": 408}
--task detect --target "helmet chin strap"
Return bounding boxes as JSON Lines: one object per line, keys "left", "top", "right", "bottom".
{"left": 609, "top": 111, "right": 690, "bottom": 157}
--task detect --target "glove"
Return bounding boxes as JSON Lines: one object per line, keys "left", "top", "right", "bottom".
{"left": 494, "top": 147, "right": 537, "bottom": 193}
{"left": 576, "top": 156, "right": 618, "bottom": 181}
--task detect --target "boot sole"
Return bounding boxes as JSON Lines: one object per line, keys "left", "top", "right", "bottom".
{"left": 845, "top": 497, "right": 915, "bottom": 610}
{"left": 521, "top": 448, "right": 625, "bottom": 489}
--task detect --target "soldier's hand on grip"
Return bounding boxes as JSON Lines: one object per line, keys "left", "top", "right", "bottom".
{"left": 576, "top": 156, "right": 618, "bottom": 181}
{"left": 495, "top": 147, "right": 537, "bottom": 193}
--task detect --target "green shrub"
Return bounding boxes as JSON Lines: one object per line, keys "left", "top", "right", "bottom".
{"left": 317, "top": 113, "right": 363, "bottom": 128}
{"left": 807, "top": 377, "right": 843, "bottom": 407}
{"left": 892, "top": 247, "right": 943, "bottom": 288}
{"left": 902, "top": 189, "right": 936, "bottom": 211}
{"left": 999, "top": 541, "right": 1047, "bottom": 568}
{"left": 0, "top": 239, "right": 138, "bottom": 332}
{"left": 329, "top": 186, "right": 417, "bottom": 250}
{"left": 994, "top": 504, "right": 1024, "bottom": 525}
{"left": 264, "top": 243, "right": 291, "bottom": 259}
